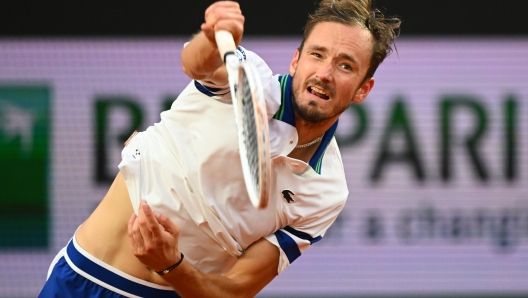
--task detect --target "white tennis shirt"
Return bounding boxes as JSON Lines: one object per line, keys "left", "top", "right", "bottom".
{"left": 119, "top": 46, "right": 348, "bottom": 275}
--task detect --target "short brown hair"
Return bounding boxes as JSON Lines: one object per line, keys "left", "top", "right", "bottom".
{"left": 300, "top": 0, "right": 401, "bottom": 80}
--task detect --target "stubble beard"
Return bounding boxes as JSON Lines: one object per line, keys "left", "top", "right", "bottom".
{"left": 292, "top": 95, "right": 327, "bottom": 123}
{"left": 291, "top": 76, "right": 352, "bottom": 124}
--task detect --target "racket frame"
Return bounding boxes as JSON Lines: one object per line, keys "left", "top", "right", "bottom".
{"left": 215, "top": 30, "right": 271, "bottom": 209}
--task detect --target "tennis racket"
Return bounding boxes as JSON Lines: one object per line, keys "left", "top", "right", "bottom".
{"left": 215, "top": 30, "right": 271, "bottom": 209}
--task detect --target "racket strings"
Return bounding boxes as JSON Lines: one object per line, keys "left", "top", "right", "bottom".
{"left": 240, "top": 74, "right": 260, "bottom": 194}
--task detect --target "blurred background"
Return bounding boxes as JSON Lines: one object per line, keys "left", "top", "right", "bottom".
{"left": 1, "top": 1, "right": 527, "bottom": 297}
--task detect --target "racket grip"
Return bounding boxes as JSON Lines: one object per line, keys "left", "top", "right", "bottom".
{"left": 215, "top": 30, "right": 237, "bottom": 63}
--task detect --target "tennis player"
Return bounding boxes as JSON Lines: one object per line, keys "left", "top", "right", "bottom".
{"left": 39, "top": 0, "right": 400, "bottom": 297}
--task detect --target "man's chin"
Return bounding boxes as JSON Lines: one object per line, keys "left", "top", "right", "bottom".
{"left": 293, "top": 96, "right": 330, "bottom": 123}
{"left": 296, "top": 107, "right": 327, "bottom": 123}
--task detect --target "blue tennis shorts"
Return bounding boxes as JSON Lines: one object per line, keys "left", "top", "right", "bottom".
{"left": 39, "top": 236, "right": 180, "bottom": 297}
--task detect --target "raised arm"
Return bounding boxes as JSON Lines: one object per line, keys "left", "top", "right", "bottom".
{"left": 128, "top": 200, "right": 279, "bottom": 298}
{"left": 181, "top": 1, "right": 245, "bottom": 86}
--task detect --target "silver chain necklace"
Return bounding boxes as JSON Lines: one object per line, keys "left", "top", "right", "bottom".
{"left": 295, "top": 135, "right": 323, "bottom": 149}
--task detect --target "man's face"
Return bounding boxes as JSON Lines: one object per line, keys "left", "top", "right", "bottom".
{"left": 289, "top": 21, "right": 375, "bottom": 124}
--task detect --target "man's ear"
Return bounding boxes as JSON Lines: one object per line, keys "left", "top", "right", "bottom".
{"left": 289, "top": 50, "right": 300, "bottom": 76}
{"left": 352, "top": 77, "right": 375, "bottom": 104}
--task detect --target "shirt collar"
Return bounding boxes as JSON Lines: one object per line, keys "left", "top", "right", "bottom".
{"left": 273, "top": 75, "right": 339, "bottom": 174}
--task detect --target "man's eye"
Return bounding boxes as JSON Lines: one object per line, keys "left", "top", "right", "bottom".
{"left": 311, "top": 53, "right": 322, "bottom": 58}
{"left": 340, "top": 64, "right": 352, "bottom": 70}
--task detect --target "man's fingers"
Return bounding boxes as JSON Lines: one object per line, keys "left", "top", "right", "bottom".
{"left": 213, "top": 18, "right": 244, "bottom": 34}
{"left": 141, "top": 201, "right": 161, "bottom": 231}
{"left": 155, "top": 212, "right": 181, "bottom": 237}
{"left": 201, "top": 23, "right": 214, "bottom": 33}
{"left": 127, "top": 213, "right": 139, "bottom": 251}
{"left": 205, "top": 1, "right": 241, "bottom": 22}
{"left": 202, "top": 1, "right": 245, "bottom": 47}
{"left": 207, "top": 13, "right": 245, "bottom": 30}
{"left": 130, "top": 213, "right": 145, "bottom": 252}
{"left": 204, "top": 2, "right": 243, "bottom": 28}
{"left": 207, "top": 11, "right": 244, "bottom": 26}
{"left": 137, "top": 201, "right": 159, "bottom": 243}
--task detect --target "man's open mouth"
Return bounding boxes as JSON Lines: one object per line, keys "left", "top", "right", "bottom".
{"left": 308, "top": 86, "right": 330, "bottom": 100}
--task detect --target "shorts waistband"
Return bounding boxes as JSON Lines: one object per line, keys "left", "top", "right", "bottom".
{"left": 66, "top": 236, "right": 179, "bottom": 297}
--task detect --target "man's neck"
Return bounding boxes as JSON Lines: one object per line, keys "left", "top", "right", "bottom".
{"left": 288, "top": 141, "right": 321, "bottom": 163}
{"left": 294, "top": 116, "right": 332, "bottom": 147}
{"left": 289, "top": 117, "right": 332, "bottom": 163}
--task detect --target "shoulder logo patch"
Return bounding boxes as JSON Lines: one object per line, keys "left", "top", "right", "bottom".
{"left": 281, "top": 189, "right": 295, "bottom": 203}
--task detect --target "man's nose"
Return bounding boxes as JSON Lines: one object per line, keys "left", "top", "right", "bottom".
{"left": 315, "top": 61, "right": 333, "bottom": 82}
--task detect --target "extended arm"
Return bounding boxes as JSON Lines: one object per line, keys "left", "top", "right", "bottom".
{"left": 128, "top": 200, "right": 279, "bottom": 298}
{"left": 181, "top": 1, "right": 244, "bottom": 86}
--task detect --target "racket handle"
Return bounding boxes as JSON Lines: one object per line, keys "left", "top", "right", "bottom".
{"left": 215, "top": 30, "right": 237, "bottom": 63}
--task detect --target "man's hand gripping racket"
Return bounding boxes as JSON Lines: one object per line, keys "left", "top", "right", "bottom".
{"left": 215, "top": 30, "right": 271, "bottom": 209}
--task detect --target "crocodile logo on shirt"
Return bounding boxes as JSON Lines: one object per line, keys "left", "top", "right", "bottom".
{"left": 281, "top": 189, "right": 296, "bottom": 203}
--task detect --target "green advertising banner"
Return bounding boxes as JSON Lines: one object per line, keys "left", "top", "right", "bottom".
{"left": 0, "top": 86, "right": 50, "bottom": 248}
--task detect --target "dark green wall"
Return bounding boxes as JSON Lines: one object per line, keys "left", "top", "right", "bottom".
{"left": 1, "top": 0, "right": 527, "bottom": 37}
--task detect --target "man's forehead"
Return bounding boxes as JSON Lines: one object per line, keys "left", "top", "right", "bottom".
{"left": 304, "top": 22, "right": 372, "bottom": 60}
